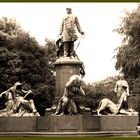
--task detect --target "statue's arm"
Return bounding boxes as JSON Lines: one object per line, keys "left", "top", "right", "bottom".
{"left": 63, "top": 88, "right": 68, "bottom": 97}
{"left": 63, "top": 80, "right": 74, "bottom": 97}
{"left": 0, "top": 87, "right": 12, "bottom": 97}
{"left": 22, "top": 89, "right": 32, "bottom": 94}
{"left": 80, "top": 87, "right": 85, "bottom": 95}
{"left": 75, "top": 16, "right": 84, "bottom": 35}
{"left": 0, "top": 91, "right": 6, "bottom": 98}
{"left": 114, "top": 82, "right": 118, "bottom": 92}
{"left": 65, "top": 80, "right": 73, "bottom": 89}
{"left": 126, "top": 81, "right": 129, "bottom": 96}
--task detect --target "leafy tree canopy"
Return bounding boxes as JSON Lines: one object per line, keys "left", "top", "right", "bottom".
{"left": 114, "top": 5, "right": 140, "bottom": 111}
{"left": 0, "top": 17, "right": 57, "bottom": 115}
{"left": 114, "top": 5, "right": 140, "bottom": 80}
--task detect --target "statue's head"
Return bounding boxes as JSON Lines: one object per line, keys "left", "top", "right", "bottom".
{"left": 14, "top": 82, "right": 22, "bottom": 90}
{"left": 118, "top": 73, "right": 124, "bottom": 80}
{"left": 69, "top": 75, "right": 83, "bottom": 85}
{"left": 66, "top": 8, "right": 72, "bottom": 14}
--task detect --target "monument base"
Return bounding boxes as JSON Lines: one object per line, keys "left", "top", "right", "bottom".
{"left": 0, "top": 115, "right": 138, "bottom": 137}
{"left": 37, "top": 115, "right": 139, "bottom": 132}
{"left": 0, "top": 117, "right": 36, "bottom": 132}
{"left": 54, "top": 57, "right": 83, "bottom": 98}
{"left": 0, "top": 131, "right": 137, "bottom": 137}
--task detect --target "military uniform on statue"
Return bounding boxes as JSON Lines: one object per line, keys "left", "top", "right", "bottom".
{"left": 59, "top": 8, "right": 84, "bottom": 58}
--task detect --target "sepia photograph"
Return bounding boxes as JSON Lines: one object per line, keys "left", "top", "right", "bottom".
{"left": 0, "top": 2, "right": 139, "bottom": 138}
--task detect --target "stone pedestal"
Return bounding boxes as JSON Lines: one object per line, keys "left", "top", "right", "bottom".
{"left": 0, "top": 117, "right": 36, "bottom": 132}
{"left": 37, "top": 115, "right": 100, "bottom": 132}
{"left": 0, "top": 115, "right": 138, "bottom": 133}
{"left": 36, "top": 115, "right": 139, "bottom": 132}
{"left": 99, "top": 115, "right": 139, "bottom": 131}
{"left": 54, "top": 57, "right": 82, "bottom": 98}
{"left": 45, "top": 57, "right": 83, "bottom": 115}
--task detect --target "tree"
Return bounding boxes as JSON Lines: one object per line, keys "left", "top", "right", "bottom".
{"left": 114, "top": 5, "right": 140, "bottom": 80}
{"left": 114, "top": 5, "right": 140, "bottom": 111}
{"left": 83, "top": 76, "right": 118, "bottom": 110}
{"left": 0, "top": 17, "right": 57, "bottom": 115}
{"left": 0, "top": 17, "right": 22, "bottom": 91}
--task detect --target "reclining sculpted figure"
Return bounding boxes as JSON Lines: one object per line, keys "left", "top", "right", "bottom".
{"left": 0, "top": 82, "right": 39, "bottom": 116}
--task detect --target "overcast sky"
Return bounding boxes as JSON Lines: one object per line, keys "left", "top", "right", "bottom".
{"left": 0, "top": 3, "right": 138, "bottom": 83}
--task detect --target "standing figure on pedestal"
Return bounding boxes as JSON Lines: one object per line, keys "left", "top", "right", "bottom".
{"left": 58, "top": 7, "right": 84, "bottom": 58}
{"left": 114, "top": 73, "right": 129, "bottom": 110}
{"left": 54, "top": 75, "right": 85, "bottom": 115}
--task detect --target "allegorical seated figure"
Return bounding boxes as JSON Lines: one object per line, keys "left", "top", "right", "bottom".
{"left": 54, "top": 75, "right": 85, "bottom": 115}
{"left": 95, "top": 87, "right": 138, "bottom": 115}
{"left": 0, "top": 82, "right": 39, "bottom": 116}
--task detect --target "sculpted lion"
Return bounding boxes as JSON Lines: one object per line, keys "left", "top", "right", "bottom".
{"left": 96, "top": 98, "right": 119, "bottom": 115}
{"left": 95, "top": 92, "right": 138, "bottom": 115}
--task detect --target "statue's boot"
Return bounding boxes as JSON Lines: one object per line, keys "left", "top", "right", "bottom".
{"left": 54, "top": 111, "right": 59, "bottom": 115}
{"left": 63, "top": 43, "right": 69, "bottom": 57}
{"left": 54, "top": 103, "right": 62, "bottom": 115}
{"left": 59, "top": 104, "right": 66, "bottom": 116}
{"left": 70, "top": 55, "right": 75, "bottom": 59}
{"left": 59, "top": 112, "right": 64, "bottom": 116}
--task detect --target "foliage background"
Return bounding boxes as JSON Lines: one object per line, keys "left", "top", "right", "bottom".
{"left": 0, "top": 17, "right": 56, "bottom": 115}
